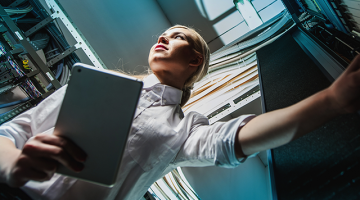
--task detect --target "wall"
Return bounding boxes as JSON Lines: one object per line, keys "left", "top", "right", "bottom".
{"left": 182, "top": 156, "right": 271, "bottom": 200}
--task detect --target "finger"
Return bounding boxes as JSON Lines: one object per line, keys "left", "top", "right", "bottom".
{"left": 28, "top": 167, "right": 52, "bottom": 181}
{"left": 55, "top": 136, "right": 87, "bottom": 163}
{"left": 22, "top": 141, "right": 84, "bottom": 172}
{"left": 354, "top": 67, "right": 360, "bottom": 78}
{"left": 35, "top": 134, "right": 87, "bottom": 162}
{"left": 10, "top": 166, "right": 49, "bottom": 185}
{"left": 17, "top": 156, "right": 58, "bottom": 181}
{"left": 345, "top": 68, "right": 360, "bottom": 89}
{"left": 344, "top": 54, "right": 360, "bottom": 74}
{"left": 27, "top": 157, "right": 58, "bottom": 175}
{"left": 16, "top": 153, "right": 57, "bottom": 175}
{"left": 7, "top": 179, "right": 28, "bottom": 188}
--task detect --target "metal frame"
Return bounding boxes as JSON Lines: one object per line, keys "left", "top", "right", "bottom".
{"left": 46, "top": 46, "right": 77, "bottom": 67}
{"left": 281, "top": 0, "right": 348, "bottom": 34}
{"left": 24, "top": 16, "right": 55, "bottom": 37}
{"left": 292, "top": 26, "right": 359, "bottom": 116}
{"left": 292, "top": 26, "right": 346, "bottom": 81}
{"left": 0, "top": 101, "right": 33, "bottom": 125}
{"left": 7, "top": 0, "right": 27, "bottom": 8}
{"left": 45, "top": 0, "right": 107, "bottom": 69}
{"left": 208, "top": 90, "right": 261, "bottom": 124}
{"left": 257, "top": 57, "right": 278, "bottom": 200}
{"left": 280, "top": 0, "right": 301, "bottom": 24}
{"left": 315, "top": 0, "right": 348, "bottom": 34}
{"left": 0, "top": 5, "right": 62, "bottom": 89}
{"left": 317, "top": 26, "right": 359, "bottom": 55}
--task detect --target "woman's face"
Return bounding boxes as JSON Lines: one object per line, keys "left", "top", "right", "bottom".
{"left": 148, "top": 28, "right": 201, "bottom": 89}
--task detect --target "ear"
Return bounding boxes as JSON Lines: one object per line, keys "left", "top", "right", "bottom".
{"left": 189, "top": 54, "right": 203, "bottom": 68}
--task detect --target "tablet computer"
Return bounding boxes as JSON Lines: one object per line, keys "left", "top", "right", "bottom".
{"left": 54, "top": 63, "right": 143, "bottom": 186}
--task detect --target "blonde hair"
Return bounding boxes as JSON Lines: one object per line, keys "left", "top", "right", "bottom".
{"left": 166, "top": 25, "right": 210, "bottom": 107}
{"left": 111, "top": 25, "right": 210, "bottom": 107}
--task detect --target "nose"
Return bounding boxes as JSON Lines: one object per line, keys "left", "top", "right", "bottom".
{"left": 158, "top": 36, "right": 169, "bottom": 44}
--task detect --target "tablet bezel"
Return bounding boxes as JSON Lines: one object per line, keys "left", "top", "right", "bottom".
{"left": 54, "top": 63, "right": 143, "bottom": 186}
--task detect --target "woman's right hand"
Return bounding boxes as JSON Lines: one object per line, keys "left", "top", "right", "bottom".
{"left": 4, "top": 134, "right": 87, "bottom": 187}
{"left": 326, "top": 54, "right": 360, "bottom": 114}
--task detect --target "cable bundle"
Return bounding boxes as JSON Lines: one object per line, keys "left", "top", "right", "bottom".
{"left": 0, "top": 3, "right": 33, "bottom": 22}
{"left": 7, "top": 56, "right": 25, "bottom": 77}
{"left": 3, "top": 4, "right": 33, "bottom": 15}
{"left": 29, "top": 32, "right": 50, "bottom": 51}
{"left": 150, "top": 168, "right": 201, "bottom": 200}
{"left": 7, "top": 56, "right": 41, "bottom": 98}
{"left": 13, "top": 32, "right": 51, "bottom": 54}
{"left": 19, "top": 79, "right": 41, "bottom": 98}
{"left": 0, "top": 1, "right": 77, "bottom": 122}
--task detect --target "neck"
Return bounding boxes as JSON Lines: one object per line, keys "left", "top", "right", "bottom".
{"left": 153, "top": 72, "right": 185, "bottom": 90}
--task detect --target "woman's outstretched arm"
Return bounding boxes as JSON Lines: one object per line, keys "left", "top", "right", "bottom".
{"left": 235, "top": 55, "right": 360, "bottom": 157}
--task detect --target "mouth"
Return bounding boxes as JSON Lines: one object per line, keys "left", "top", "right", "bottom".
{"left": 155, "top": 44, "right": 168, "bottom": 51}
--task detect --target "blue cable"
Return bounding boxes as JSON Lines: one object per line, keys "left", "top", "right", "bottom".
{"left": 5, "top": 3, "right": 31, "bottom": 10}
{"left": 10, "top": 13, "right": 26, "bottom": 20}
{"left": 0, "top": 108, "right": 13, "bottom": 117}
{"left": 46, "top": 61, "right": 63, "bottom": 90}
{"left": 0, "top": 97, "right": 30, "bottom": 109}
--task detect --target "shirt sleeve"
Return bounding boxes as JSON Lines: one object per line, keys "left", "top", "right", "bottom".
{"left": 172, "top": 112, "right": 256, "bottom": 168}
{"left": 0, "top": 85, "right": 67, "bottom": 149}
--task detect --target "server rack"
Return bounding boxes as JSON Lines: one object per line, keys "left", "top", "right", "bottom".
{"left": 260, "top": 1, "right": 360, "bottom": 199}
{"left": 0, "top": 0, "right": 81, "bottom": 125}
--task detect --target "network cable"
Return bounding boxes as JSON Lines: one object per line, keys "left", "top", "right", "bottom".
{"left": 0, "top": 97, "right": 30, "bottom": 109}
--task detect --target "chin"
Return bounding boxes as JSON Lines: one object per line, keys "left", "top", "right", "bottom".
{"left": 149, "top": 65, "right": 167, "bottom": 75}
{"left": 149, "top": 57, "right": 171, "bottom": 69}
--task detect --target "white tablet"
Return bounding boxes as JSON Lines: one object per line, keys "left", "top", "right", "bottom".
{"left": 54, "top": 63, "right": 143, "bottom": 186}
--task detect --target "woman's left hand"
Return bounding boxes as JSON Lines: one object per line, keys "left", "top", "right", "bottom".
{"left": 326, "top": 54, "right": 360, "bottom": 114}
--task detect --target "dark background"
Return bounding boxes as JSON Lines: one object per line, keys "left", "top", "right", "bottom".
{"left": 257, "top": 32, "right": 360, "bottom": 200}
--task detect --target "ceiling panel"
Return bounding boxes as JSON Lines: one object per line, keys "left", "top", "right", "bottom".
{"left": 156, "top": 0, "right": 242, "bottom": 52}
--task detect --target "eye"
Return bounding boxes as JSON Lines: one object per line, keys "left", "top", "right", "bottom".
{"left": 175, "top": 35, "right": 184, "bottom": 40}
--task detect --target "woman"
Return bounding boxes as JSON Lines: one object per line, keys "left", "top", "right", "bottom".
{"left": 0, "top": 25, "right": 360, "bottom": 200}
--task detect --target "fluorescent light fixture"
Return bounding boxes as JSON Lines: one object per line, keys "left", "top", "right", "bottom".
{"left": 234, "top": 0, "right": 263, "bottom": 30}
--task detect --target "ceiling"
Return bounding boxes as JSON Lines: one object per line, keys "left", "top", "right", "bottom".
{"left": 39, "top": 0, "right": 285, "bottom": 74}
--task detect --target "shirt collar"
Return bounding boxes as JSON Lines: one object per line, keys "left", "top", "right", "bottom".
{"left": 142, "top": 74, "right": 183, "bottom": 105}
{"left": 143, "top": 74, "right": 161, "bottom": 89}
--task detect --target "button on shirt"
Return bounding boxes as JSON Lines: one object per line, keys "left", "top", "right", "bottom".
{"left": 0, "top": 74, "right": 255, "bottom": 200}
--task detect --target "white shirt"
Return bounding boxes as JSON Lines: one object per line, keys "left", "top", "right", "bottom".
{"left": 0, "top": 74, "right": 255, "bottom": 200}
